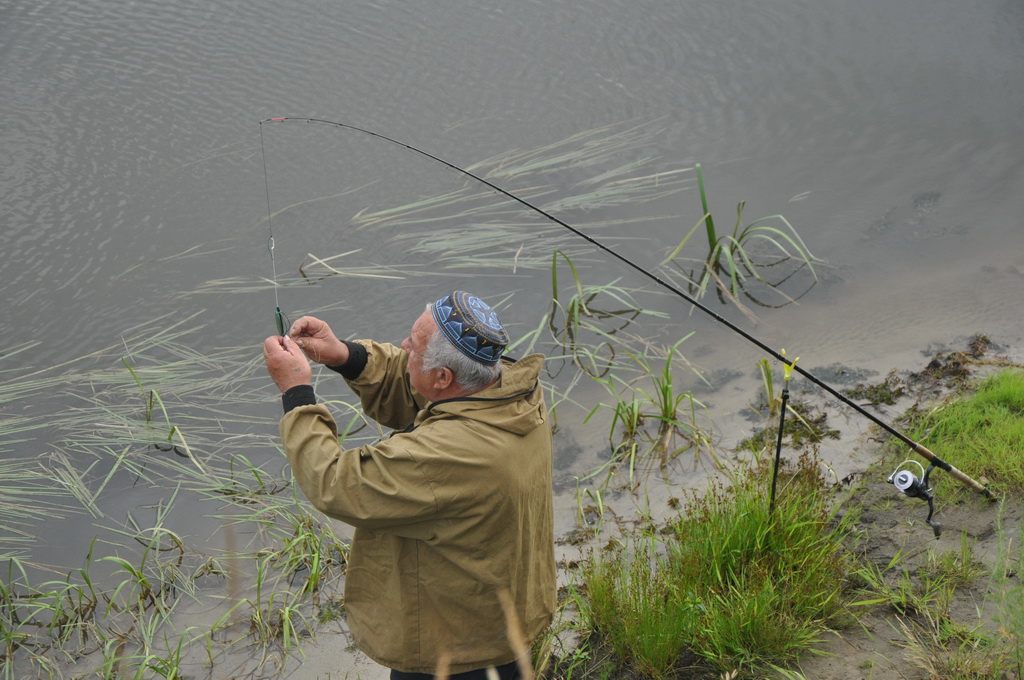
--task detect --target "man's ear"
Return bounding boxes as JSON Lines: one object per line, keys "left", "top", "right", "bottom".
{"left": 433, "top": 366, "right": 455, "bottom": 392}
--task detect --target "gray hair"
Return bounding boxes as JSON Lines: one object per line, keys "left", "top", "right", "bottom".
{"left": 422, "top": 312, "right": 502, "bottom": 392}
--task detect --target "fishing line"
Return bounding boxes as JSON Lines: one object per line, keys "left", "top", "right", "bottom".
{"left": 258, "top": 116, "right": 994, "bottom": 501}
{"left": 259, "top": 120, "right": 287, "bottom": 336}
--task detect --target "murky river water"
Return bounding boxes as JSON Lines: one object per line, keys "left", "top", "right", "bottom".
{"left": 2, "top": 0, "right": 1023, "bottom": 675}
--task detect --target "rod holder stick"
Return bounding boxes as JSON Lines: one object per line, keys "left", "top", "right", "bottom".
{"left": 768, "top": 385, "right": 790, "bottom": 518}
{"left": 769, "top": 350, "right": 799, "bottom": 518}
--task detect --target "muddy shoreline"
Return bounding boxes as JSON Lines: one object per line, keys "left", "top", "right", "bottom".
{"left": 798, "top": 340, "right": 1023, "bottom": 680}
{"left": 554, "top": 335, "right": 1023, "bottom": 680}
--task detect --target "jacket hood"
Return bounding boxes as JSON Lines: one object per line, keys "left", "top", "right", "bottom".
{"left": 424, "top": 353, "right": 546, "bottom": 436}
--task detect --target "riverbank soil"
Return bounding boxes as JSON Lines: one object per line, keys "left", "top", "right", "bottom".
{"left": 803, "top": 472, "right": 1021, "bottom": 680}
{"left": 556, "top": 336, "right": 1022, "bottom": 680}
{"left": 768, "top": 337, "right": 1023, "bottom": 680}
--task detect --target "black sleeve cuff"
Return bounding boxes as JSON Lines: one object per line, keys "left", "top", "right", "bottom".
{"left": 328, "top": 340, "right": 368, "bottom": 380}
{"left": 282, "top": 384, "right": 316, "bottom": 413}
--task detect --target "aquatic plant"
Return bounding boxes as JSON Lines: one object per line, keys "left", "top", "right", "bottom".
{"left": 661, "top": 163, "right": 821, "bottom": 308}
{"left": 287, "top": 123, "right": 822, "bottom": 324}
{"left": 0, "top": 320, "right": 359, "bottom": 677}
{"left": 547, "top": 250, "right": 668, "bottom": 378}
{"left": 340, "top": 120, "right": 694, "bottom": 274}
{"left": 581, "top": 332, "right": 716, "bottom": 485}
{"left": 0, "top": 459, "right": 74, "bottom": 560}
{"left": 740, "top": 359, "right": 837, "bottom": 454}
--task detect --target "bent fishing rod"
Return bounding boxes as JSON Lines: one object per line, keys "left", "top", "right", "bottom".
{"left": 258, "top": 116, "right": 994, "bottom": 501}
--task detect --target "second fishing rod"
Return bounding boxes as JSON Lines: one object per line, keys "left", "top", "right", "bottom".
{"left": 259, "top": 116, "right": 994, "bottom": 501}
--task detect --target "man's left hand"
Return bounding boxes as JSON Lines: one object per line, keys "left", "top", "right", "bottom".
{"left": 263, "top": 335, "right": 313, "bottom": 393}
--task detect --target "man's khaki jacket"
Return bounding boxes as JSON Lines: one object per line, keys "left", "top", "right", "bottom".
{"left": 280, "top": 340, "right": 556, "bottom": 674}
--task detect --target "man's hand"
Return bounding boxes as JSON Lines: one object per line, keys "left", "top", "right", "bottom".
{"left": 264, "top": 335, "right": 313, "bottom": 393}
{"left": 287, "top": 316, "right": 350, "bottom": 367}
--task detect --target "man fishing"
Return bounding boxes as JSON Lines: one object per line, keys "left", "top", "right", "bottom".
{"left": 262, "top": 291, "right": 556, "bottom": 680}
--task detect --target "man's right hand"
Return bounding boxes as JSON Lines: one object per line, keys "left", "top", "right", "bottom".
{"left": 287, "top": 316, "right": 350, "bottom": 368}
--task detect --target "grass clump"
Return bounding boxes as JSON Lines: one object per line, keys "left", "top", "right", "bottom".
{"left": 581, "top": 536, "right": 700, "bottom": 679}
{"left": 576, "top": 452, "right": 854, "bottom": 677}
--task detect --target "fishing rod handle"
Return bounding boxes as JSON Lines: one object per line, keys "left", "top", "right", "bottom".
{"left": 911, "top": 442, "right": 995, "bottom": 499}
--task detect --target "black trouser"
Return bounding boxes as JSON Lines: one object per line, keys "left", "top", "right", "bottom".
{"left": 390, "top": 660, "right": 521, "bottom": 680}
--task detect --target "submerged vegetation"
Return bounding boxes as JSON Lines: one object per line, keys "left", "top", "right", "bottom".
{"left": 0, "top": 319, "right": 358, "bottom": 677}
{"left": 296, "top": 121, "right": 821, "bottom": 315}
{"left": 348, "top": 122, "right": 690, "bottom": 260}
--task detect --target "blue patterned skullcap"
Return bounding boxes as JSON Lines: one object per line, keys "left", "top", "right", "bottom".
{"left": 430, "top": 291, "right": 509, "bottom": 365}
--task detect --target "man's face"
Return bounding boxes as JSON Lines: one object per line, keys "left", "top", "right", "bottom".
{"left": 401, "top": 309, "right": 441, "bottom": 399}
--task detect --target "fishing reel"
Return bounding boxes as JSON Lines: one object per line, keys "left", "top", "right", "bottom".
{"left": 887, "top": 460, "right": 942, "bottom": 538}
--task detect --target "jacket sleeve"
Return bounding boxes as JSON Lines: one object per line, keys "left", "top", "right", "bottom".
{"left": 280, "top": 403, "right": 440, "bottom": 531}
{"left": 343, "top": 340, "right": 426, "bottom": 430}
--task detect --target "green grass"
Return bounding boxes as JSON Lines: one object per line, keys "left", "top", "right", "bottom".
{"left": 577, "top": 452, "right": 854, "bottom": 677}
{"left": 581, "top": 535, "right": 699, "bottom": 679}
{"left": 903, "top": 368, "right": 1024, "bottom": 498}
{"left": 925, "top": 533, "right": 987, "bottom": 588}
